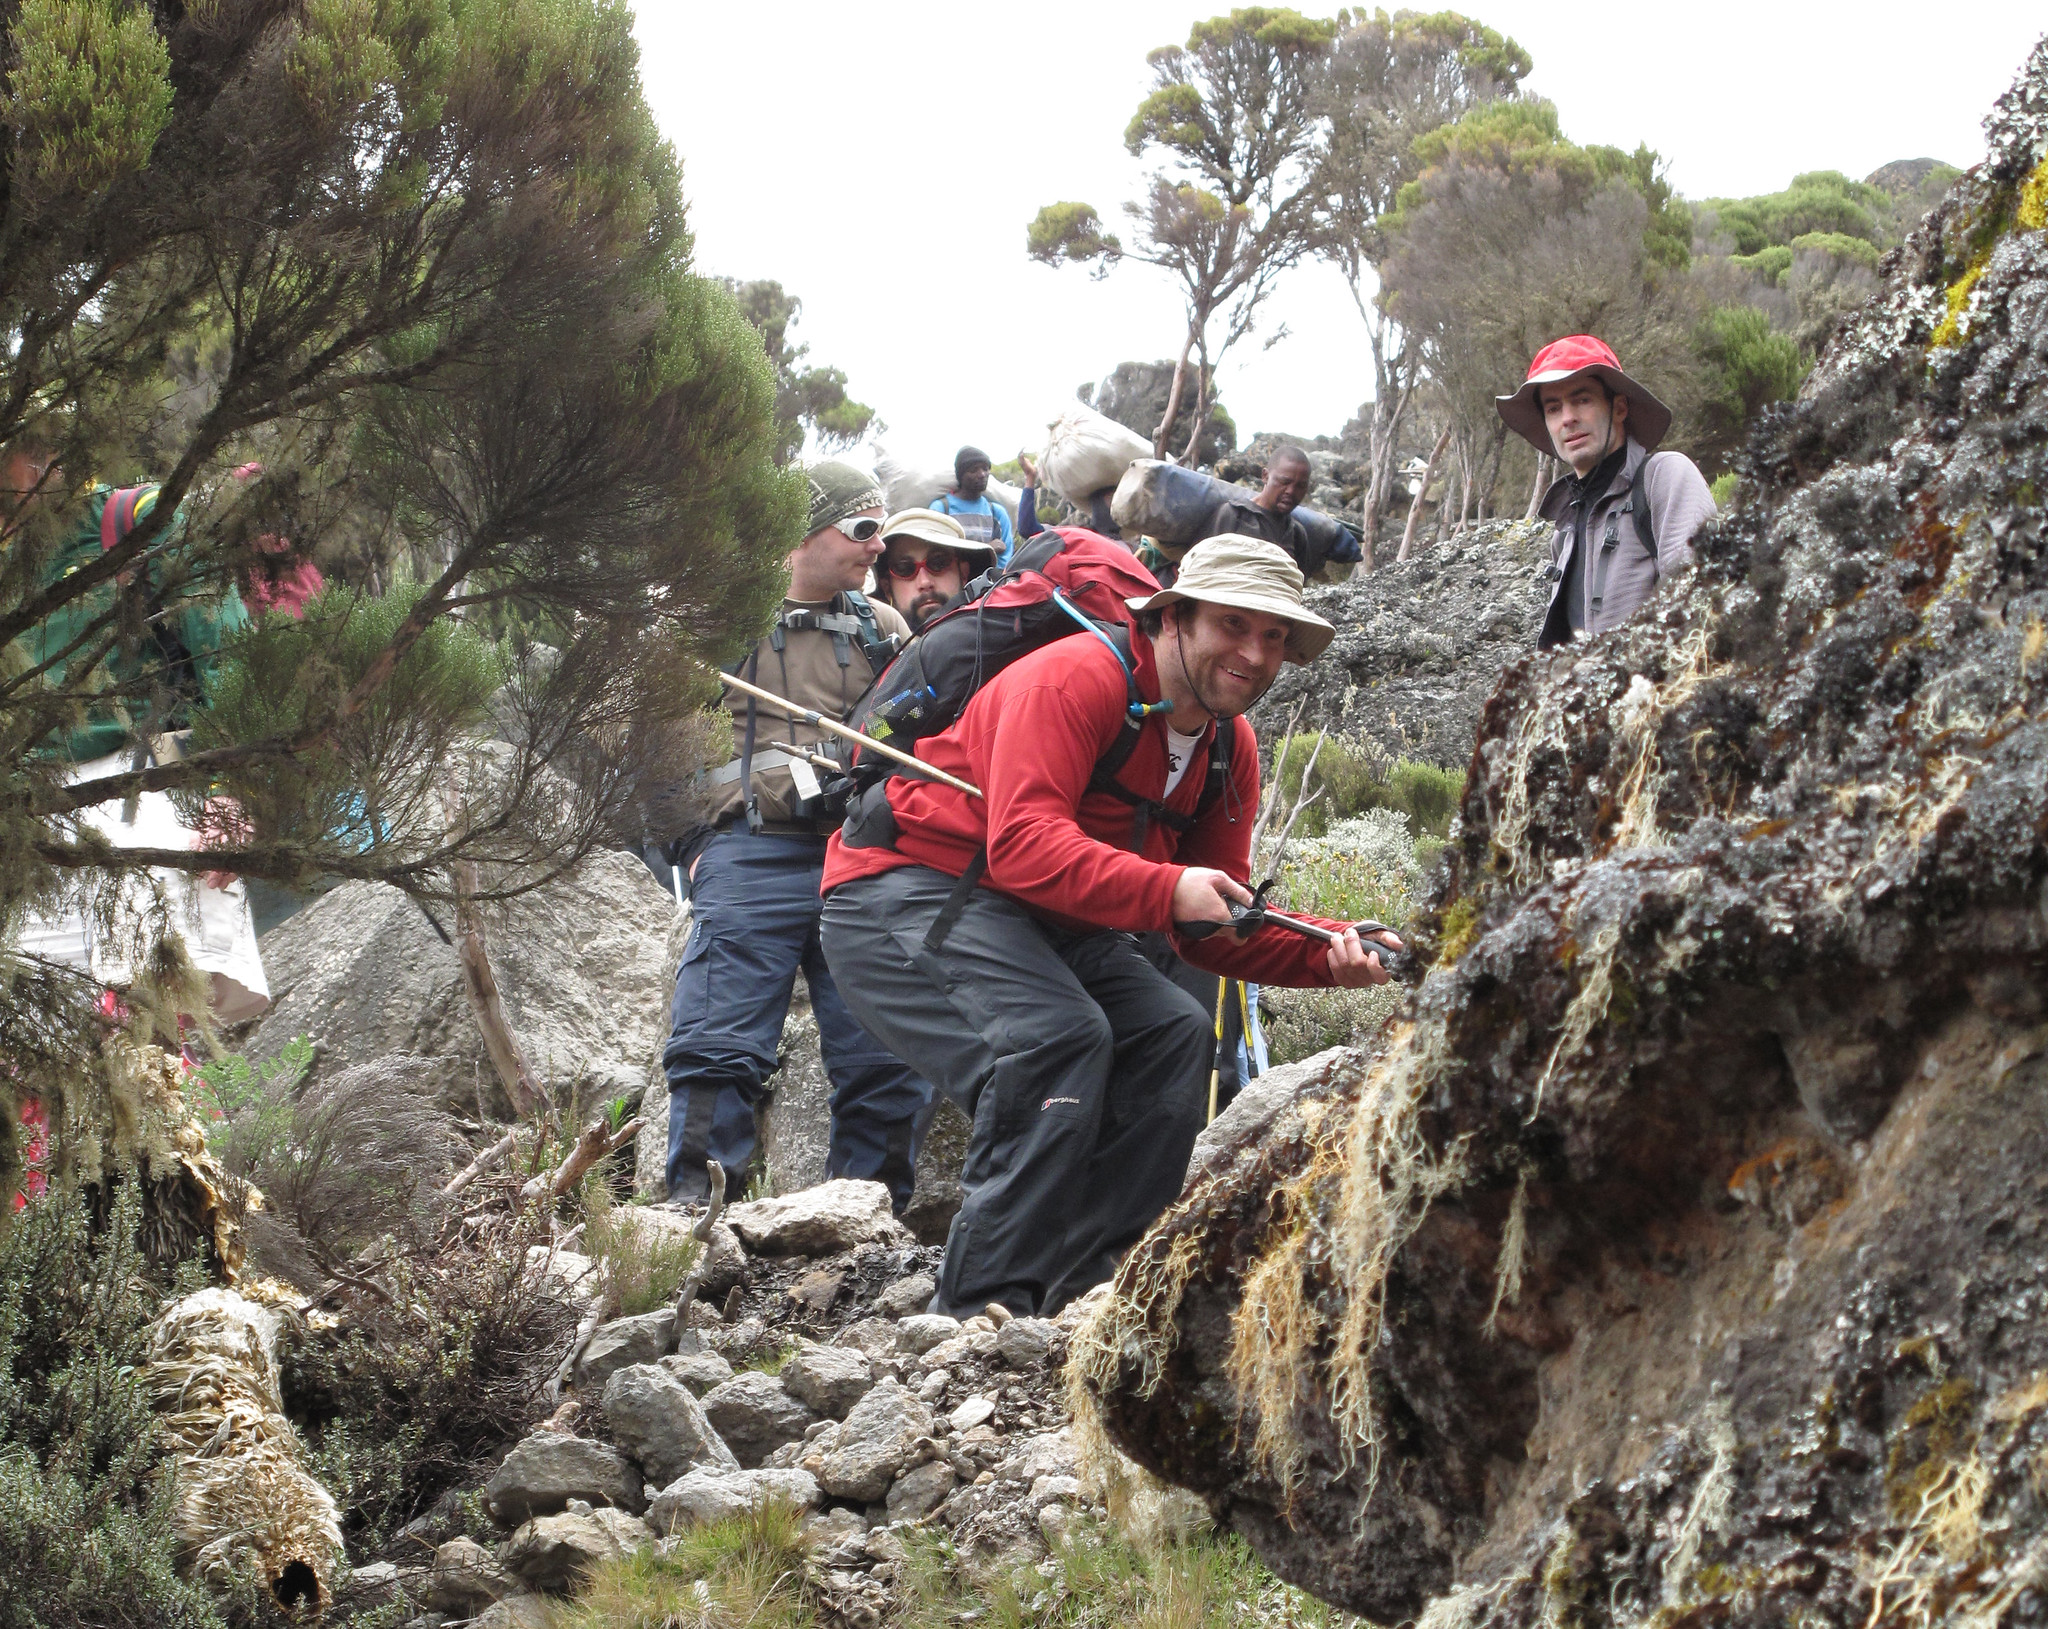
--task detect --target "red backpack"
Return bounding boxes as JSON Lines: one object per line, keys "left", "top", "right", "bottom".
{"left": 844, "top": 527, "right": 1231, "bottom": 850}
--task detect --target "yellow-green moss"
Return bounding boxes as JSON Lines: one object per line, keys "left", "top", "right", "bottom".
{"left": 1932, "top": 157, "right": 2048, "bottom": 349}
{"left": 1436, "top": 897, "right": 1480, "bottom": 966}
{"left": 1886, "top": 1377, "right": 1978, "bottom": 1516}
{"left": 1932, "top": 259, "right": 1988, "bottom": 349}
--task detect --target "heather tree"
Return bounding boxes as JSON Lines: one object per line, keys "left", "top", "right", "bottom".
{"left": 1028, "top": 8, "right": 1338, "bottom": 459}
{"left": 0, "top": 0, "right": 799, "bottom": 1191}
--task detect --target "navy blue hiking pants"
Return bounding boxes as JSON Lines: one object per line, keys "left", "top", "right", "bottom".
{"left": 663, "top": 830, "right": 933, "bottom": 1210}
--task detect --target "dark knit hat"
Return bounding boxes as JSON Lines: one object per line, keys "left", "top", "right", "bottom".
{"left": 953, "top": 445, "right": 992, "bottom": 476}
{"left": 805, "top": 460, "right": 886, "bottom": 538}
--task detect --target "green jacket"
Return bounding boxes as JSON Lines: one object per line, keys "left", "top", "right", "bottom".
{"left": 29, "top": 484, "right": 248, "bottom": 764}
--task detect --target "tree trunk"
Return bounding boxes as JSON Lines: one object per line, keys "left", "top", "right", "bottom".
{"left": 441, "top": 774, "right": 545, "bottom": 1121}
{"left": 1525, "top": 454, "right": 1553, "bottom": 519}
{"left": 1180, "top": 344, "right": 1212, "bottom": 466}
{"left": 453, "top": 859, "right": 546, "bottom": 1121}
{"left": 1156, "top": 326, "right": 1197, "bottom": 460}
{"left": 1398, "top": 423, "right": 1452, "bottom": 563}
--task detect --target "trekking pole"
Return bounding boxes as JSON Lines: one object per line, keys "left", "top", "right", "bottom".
{"left": 1205, "top": 977, "right": 1229, "bottom": 1125}
{"left": 716, "top": 670, "right": 984, "bottom": 800}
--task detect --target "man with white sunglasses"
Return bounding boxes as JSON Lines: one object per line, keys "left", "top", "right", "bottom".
{"left": 659, "top": 461, "right": 932, "bottom": 1212}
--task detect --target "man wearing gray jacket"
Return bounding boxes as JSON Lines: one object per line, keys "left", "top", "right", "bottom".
{"left": 1497, "top": 335, "right": 1717, "bottom": 650}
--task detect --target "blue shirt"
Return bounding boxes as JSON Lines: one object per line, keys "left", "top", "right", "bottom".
{"left": 932, "top": 492, "right": 1015, "bottom": 566}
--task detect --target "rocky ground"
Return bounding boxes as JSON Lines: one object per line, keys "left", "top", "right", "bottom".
{"left": 1082, "top": 41, "right": 2048, "bottom": 1629}
{"left": 325, "top": 1178, "right": 1116, "bottom": 1627}
{"left": 1252, "top": 519, "right": 1551, "bottom": 769}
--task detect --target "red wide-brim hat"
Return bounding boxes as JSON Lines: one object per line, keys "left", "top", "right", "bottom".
{"left": 1496, "top": 334, "right": 1673, "bottom": 455}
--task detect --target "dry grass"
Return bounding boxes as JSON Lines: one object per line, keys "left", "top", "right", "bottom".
{"left": 895, "top": 1522, "right": 1363, "bottom": 1629}
{"left": 581, "top": 1191, "right": 700, "bottom": 1318}
{"left": 548, "top": 1498, "right": 814, "bottom": 1629}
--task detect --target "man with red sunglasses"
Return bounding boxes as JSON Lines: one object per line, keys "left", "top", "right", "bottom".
{"left": 874, "top": 508, "right": 998, "bottom": 632}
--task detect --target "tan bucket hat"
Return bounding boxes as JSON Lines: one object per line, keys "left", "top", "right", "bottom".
{"left": 879, "top": 506, "right": 994, "bottom": 565}
{"left": 1126, "top": 534, "right": 1336, "bottom": 663}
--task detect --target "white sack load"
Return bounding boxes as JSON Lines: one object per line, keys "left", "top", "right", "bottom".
{"left": 15, "top": 749, "right": 270, "bottom": 1022}
{"left": 870, "top": 446, "right": 1019, "bottom": 524}
{"left": 1040, "top": 403, "right": 1153, "bottom": 505}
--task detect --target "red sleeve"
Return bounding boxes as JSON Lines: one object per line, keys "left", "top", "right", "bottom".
{"left": 1169, "top": 717, "right": 1341, "bottom": 988}
{"left": 977, "top": 674, "right": 1185, "bottom": 933}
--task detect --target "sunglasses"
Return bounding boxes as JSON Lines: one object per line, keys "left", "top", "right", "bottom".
{"left": 836, "top": 515, "right": 883, "bottom": 542}
{"left": 883, "top": 547, "right": 961, "bottom": 580}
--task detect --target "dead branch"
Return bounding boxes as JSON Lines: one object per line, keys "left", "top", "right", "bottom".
{"left": 670, "top": 1160, "right": 729, "bottom": 1326}
{"left": 443, "top": 1129, "right": 519, "bottom": 1197}
{"left": 519, "top": 1113, "right": 647, "bottom": 1206}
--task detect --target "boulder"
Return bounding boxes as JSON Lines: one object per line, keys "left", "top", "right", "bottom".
{"left": 994, "top": 1317, "right": 1056, "bottom": 1370}
{"left": 779, "top": 1342, "right": 875, "bottom": 1419}
{"left": 498, "top": 1508, "right": 651, "bottom": 1594}
{"left": 874, "top": 1271, "right": 937, "bottom": 1320}
{"left": 833, "top": 1317, "right": 901, "bottom": 1360}
{"left": 884, "top": 1460, "right": 956, "bottom": 1522}
{"left": 660, "top": 1348, "right": 735, "bottom": 1395}
{"left": 816, "top": 1379, "right": 932, "bottom": 1504}
{"left": 428, "top": 1537, "right": 515, "bottom": 1614}
{"left": 699, "top": 1370, "right": 819, "bottom": 1468}
{"left": 573, "top": 1307, "right": 674, "bottom": 1394}
{"left": 483, "top": 1434, "right": 644, "bottom": 1526}
{"left": 1088, "top": 56, "right": 2048, "bottom": 1628}
{"left": 600, "top": 1363, "right": 741, "bottom": 1486}
{"left": 1184, "top": 1047, "right": 1353, "bottom": 1186}
{"left": 724, "top": 1179, "right": 901, "bottom": 1256}
{"left": 804, "top": 1507, "right": 868, "bottom": 1545}
{"left": 1249, "top": 518, "right": 1550, "bottom": 768}
{"left": 646, "top": 1467, "right": 823, "bottom": 1533}
{"left": 250, "top": 850, "right": 686, "bottom": 1119}
{"left": 478, "top": 1597, "right": 551, "bottom": 1629}
{"left": 893, "top": 1314, "right": 959, "bottom": 1356}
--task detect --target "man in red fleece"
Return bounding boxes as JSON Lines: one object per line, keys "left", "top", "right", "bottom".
{"left": 820, "top": 536, "right": 1399, "bottom": 1317}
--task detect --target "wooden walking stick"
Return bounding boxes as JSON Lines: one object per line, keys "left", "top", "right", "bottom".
{"left": 715, "top": 669, "right": 983, "bottom": 800}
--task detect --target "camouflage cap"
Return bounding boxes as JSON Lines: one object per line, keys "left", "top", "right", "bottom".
{"left": 806, "top": 460, "right": 886, "bottom": 539}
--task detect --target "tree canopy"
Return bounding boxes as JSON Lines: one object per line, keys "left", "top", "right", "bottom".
{"left": 0, "top": 0, "right": 798, "bottom": 1190}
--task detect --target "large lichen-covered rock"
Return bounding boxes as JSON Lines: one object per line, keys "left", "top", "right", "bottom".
{"left": 1252, "top": 518, "right": 1550, "bottom": 767}
{"left": 1084, "top": 45, "right": 2048, "bottom": 1629}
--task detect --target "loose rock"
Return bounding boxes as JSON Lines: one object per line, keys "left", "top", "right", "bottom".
{"left": 646, "top": 1467, "right": 823, "bottom": 1533}
{"left": 601, "top": 1363, "right": 741, "bottom": 1486}
{"left": 874, "top": 1272, "right": 936, "bottom": 1320}
{"left": 724, "top": 1179, "right": 903, "bottom": 1256}
{"left": 894, "top": 1313, "right": 960, "bottom": 1355}
{"left": 573, "top": 1306, "right": 675, "bottom": 1394}
{"left": 780, "top": 1341, "right": 876, "bottom": 1418}
{"left": 885, "top": 1460, "right": 957, "bottom": 1522}
{"left": 817, "top": 1379, "right": 933, "bottom": 1504}
{"left": 497, "top": 1507, "right": 652, "bottom": 1593}
{"left": 659, "top": 1348, "right": 735, "bottom": 1395}
{"left": 483, "top": 1433, "right": 644, "bottom": 1526}
{"left": 699, "top": 1370, "right": 819, "bottom": 1468}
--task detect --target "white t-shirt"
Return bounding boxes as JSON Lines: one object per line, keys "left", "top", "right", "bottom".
{"left": 1162, "top": 726, "right": 1205, "bottom": 796}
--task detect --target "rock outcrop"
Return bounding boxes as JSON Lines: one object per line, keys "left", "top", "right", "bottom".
{"left": 1085, "top": 47, "right": 2048, "bottom": 1629}
{"left": 1252, "top": 518, "right": 1551, "bottom": 767}
{"left": 249, "top": 851, "right": 686, "bottom": 1118}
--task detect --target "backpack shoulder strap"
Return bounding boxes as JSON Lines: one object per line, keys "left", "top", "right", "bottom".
{"left": 1195, "top": 716, "right": 1234, "bottom": 818}
{"left": 1630, "top": 459, "right": 1656, "bottom": 563}
{"left": 839, "top": 589, "right": 899, "bottom": 676}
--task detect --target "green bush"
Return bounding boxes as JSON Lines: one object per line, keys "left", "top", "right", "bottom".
{"left": 1710, "top": 472, "right": 1739, "bottom": 508}
{"left": 1267, "top": 735, "right": 1463, "bottom": 841}
{"left": 0, "top": 1185, "right": 233, "bottom": 1629}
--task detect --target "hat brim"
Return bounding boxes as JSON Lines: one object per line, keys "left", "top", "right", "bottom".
{"left": 1496, "top": 364, "right": 1672, "bottom": 456}
{"left": 1125, "top": 584, "right": 1336, "bottom": 664}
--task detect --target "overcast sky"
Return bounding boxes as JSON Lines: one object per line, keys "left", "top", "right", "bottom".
{"left": 633, "top": 4, "right": 2045, "bottom": 468}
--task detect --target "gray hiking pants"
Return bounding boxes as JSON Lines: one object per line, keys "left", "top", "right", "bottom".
{"left": 820, "top": 865, "right": 1213, "bottom": 1317}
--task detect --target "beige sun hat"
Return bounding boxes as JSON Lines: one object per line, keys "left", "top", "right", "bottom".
{"left": 1126, "top": 534, "right": 1336, "bottom": 663}
{"left": 880, "top": 506, "right": 993, "bottom": 564}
